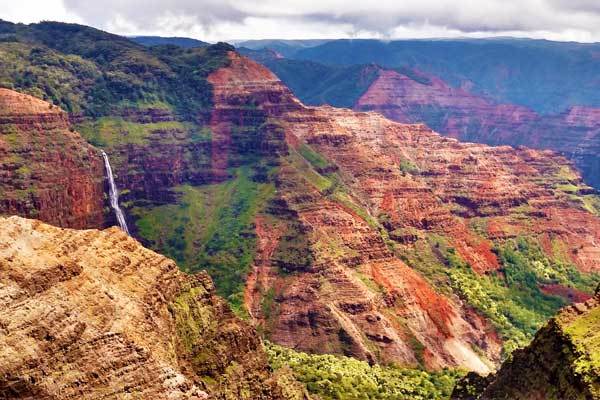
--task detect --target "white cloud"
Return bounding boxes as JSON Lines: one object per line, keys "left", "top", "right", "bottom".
{"left": 0, "top": 0, "right": 82, "bottom": 24}
{"left": 1, "top": 0, "right": 599, "bottom": 42}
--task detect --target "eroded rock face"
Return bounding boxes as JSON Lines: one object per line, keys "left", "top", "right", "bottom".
{"left": 0, "top": 216, "right": 302, "bottom": 400}
{"left": 0, "top": 89, "right": 104, "bottom": 228}
{"left": 77, "top": 109, "right": 217, "bottom": 205}
{"left": 207, "top": 52, "right": 600, "bottom": 373}
{"left": 355, "top": 68, "right": 600, "bottom": 189}
{"left": 452, "top": 292, "right": 600, "bottom": 399}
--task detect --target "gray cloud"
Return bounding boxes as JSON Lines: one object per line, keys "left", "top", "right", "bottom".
{"left": 21, "top": 0, "right": 600, "bottom": 42}
{"left": 62, "top": 0, "right": 247, "bottom": 33}
{"left": 549, "top": 0, "right": 600, "bottom": 14}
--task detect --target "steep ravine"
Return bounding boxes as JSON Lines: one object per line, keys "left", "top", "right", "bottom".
{"left": 452, "top": 291, "right": 600, "bottom": 399}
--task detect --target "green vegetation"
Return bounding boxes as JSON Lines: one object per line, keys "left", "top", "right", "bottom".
{"left": 272, "top": 218, "right": 315, "bottom": 274}
{"left": 443, "top": 247, "right": 559, "bottom": 355}
{"left": 564, "top": 305, "right": 600, "bottom": 393}
{"left": 267, "top": 343, "right": 463, "bottom": 400}
{"left": 287, "top": 146, "right": 333, "bottom": 192}
{"left": 398, "top": 233, "right": 600, "bottom": 358}
{"left": 430, "top": 236, "right": 600, "bottom": 357}
{"left": 298, "top": 143, "right": 331, "bottom": 171}
{"left": 261, "top": 59, "right": 380, "bottom": 108}
{"left": 556, "top": 183, "right": 580, "bottom": 193}
{"left": 171, "top": 286, "right": 214, "bottom": 353}
{"left": 555, "top": 165, "right": 579, "bottom": 182}
{"left": 77, "top": 117, "right": 189, "bottom": 147}
{"left": 134, "top": 167, "right": 275, "bottom": 316}
{"left": 399, "top": 159, "right": 419, "bottom": 175}
{"left": 581, "top": 195, "right": 600, "bottom": 216}
{"left": 0, "top": 20, "right": 232, "bottom": 119}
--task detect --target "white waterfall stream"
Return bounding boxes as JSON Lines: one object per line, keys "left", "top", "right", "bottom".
{"left": 101, "top": 150, "right": 130, "bottom": 234}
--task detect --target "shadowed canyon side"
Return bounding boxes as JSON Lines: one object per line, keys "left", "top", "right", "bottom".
{"left": 207, "top": 52, "right": 600, "bottom": 372}
{"left": 0, "top": 216, "right": 305, "bottom": 400}
{"left": 0, "top": 88, "right": 104, "bottom": 228}
{"left": 452, "top": 290, "right": 600, "bottom": 399}
{"left": 0, "top": 20, "right": 238, "bottom": 235}
{"left": 353, "top": 67, "right": 600, "bottom": 190}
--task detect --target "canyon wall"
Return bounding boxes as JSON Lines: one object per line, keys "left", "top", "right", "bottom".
{"left": 355, "top": 67, "right": 600, "bottom": 189}
{"left": 0, "top": 215, "right": 305, "bottom": 400}
{"left": 0, "top": 88, "right": 105, "bottom": 228}
{"left": 207, "top": 52, "right": 600, "bottom": 372}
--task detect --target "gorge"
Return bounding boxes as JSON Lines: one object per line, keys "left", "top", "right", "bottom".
{"left": 0, "top": 19, "right": 599, "bottom": 399}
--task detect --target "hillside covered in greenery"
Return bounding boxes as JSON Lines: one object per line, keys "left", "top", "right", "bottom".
{"left": 0, "top": 19, "right": 232, "bottom": 119}
{"left": 267, "top": 343, "right": 463, "bottom": 400}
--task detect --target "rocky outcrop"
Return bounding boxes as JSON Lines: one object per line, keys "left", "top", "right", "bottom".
{"left": 207, "top": 52, "right": 600, "bottom": 373}
{"left": 0, "top": 215, "right": 304, "bottom": 399}
{"left": 452, "top": 292, "right": 600, "bottom": 399}
{"left": 355, "top": 67, "right": 600, "bottom": 189}
{"left": 0, "top": 89, "right": 104, "bottom": 228}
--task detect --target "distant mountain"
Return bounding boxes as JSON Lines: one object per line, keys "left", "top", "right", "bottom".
{"left": 250, "top": 38, "right": 600, "bottom": 114}
{"left": 130, "top": 35, "right": 209, "bottom": 48}
{"left": 235, "top": 39, "right": 330, "bottom": 57}
{"left": 238, "top": 47, "right": 380, "bottom": 108}
{"left": 242, "top": 40, "right": 600, "bottom": 189}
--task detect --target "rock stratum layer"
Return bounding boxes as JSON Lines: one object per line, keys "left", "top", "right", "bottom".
{"left": 0, "top": 89, "right": 104, "bottom": 228}
{"left": 354, "top": 67, "right": 600, "bottom": 189}
{"left": 206, "top": 52, "right": 600, "bottom": 373}
{"left": 0, "top": 216, "right": 304, "bottom": 400}
{"left": 452, "top": 291, "right": 600, "bottom": 399}
{"left": 3, "top": 32, "right": 600, "bottom": 379}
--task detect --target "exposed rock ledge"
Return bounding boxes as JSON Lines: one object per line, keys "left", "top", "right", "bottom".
{"left": 0, "top": 216, "right": 303, "bottom": 399}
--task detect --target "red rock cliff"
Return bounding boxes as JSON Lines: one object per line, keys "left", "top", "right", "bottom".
{"left": 207, "top": 52, "right": 600, "bottom": 373}
{"left": 355, "top": 67, "right": 600, "bottom": 189}
{"left": 0, "top": 89, "right": 104, "bottom": 228}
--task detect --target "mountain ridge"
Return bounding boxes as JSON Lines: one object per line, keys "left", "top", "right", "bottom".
{"left": 242, "top": 49, "right": 600, "bottom": 190}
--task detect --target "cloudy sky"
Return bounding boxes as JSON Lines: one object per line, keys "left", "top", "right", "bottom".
{"left": 1, "top": 0, "right": 599, "bottom": 42}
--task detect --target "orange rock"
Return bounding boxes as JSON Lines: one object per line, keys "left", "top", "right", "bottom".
{"left": 0, "top": 216, "right": 299, "bottom": 399}
{"left": 206, "top": 52, "right": 600, "bottom": 373}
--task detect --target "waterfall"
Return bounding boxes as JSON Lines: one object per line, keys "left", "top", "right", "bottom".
{"left": 101, "top": 150, "right": 130, "bottom": 235}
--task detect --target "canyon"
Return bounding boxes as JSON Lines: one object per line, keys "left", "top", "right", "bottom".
{"left": 1, "top": 21, "right": 600, "bottom": 398}
{"left": 206, "top": 52, "right": 600, "bottom": 371}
